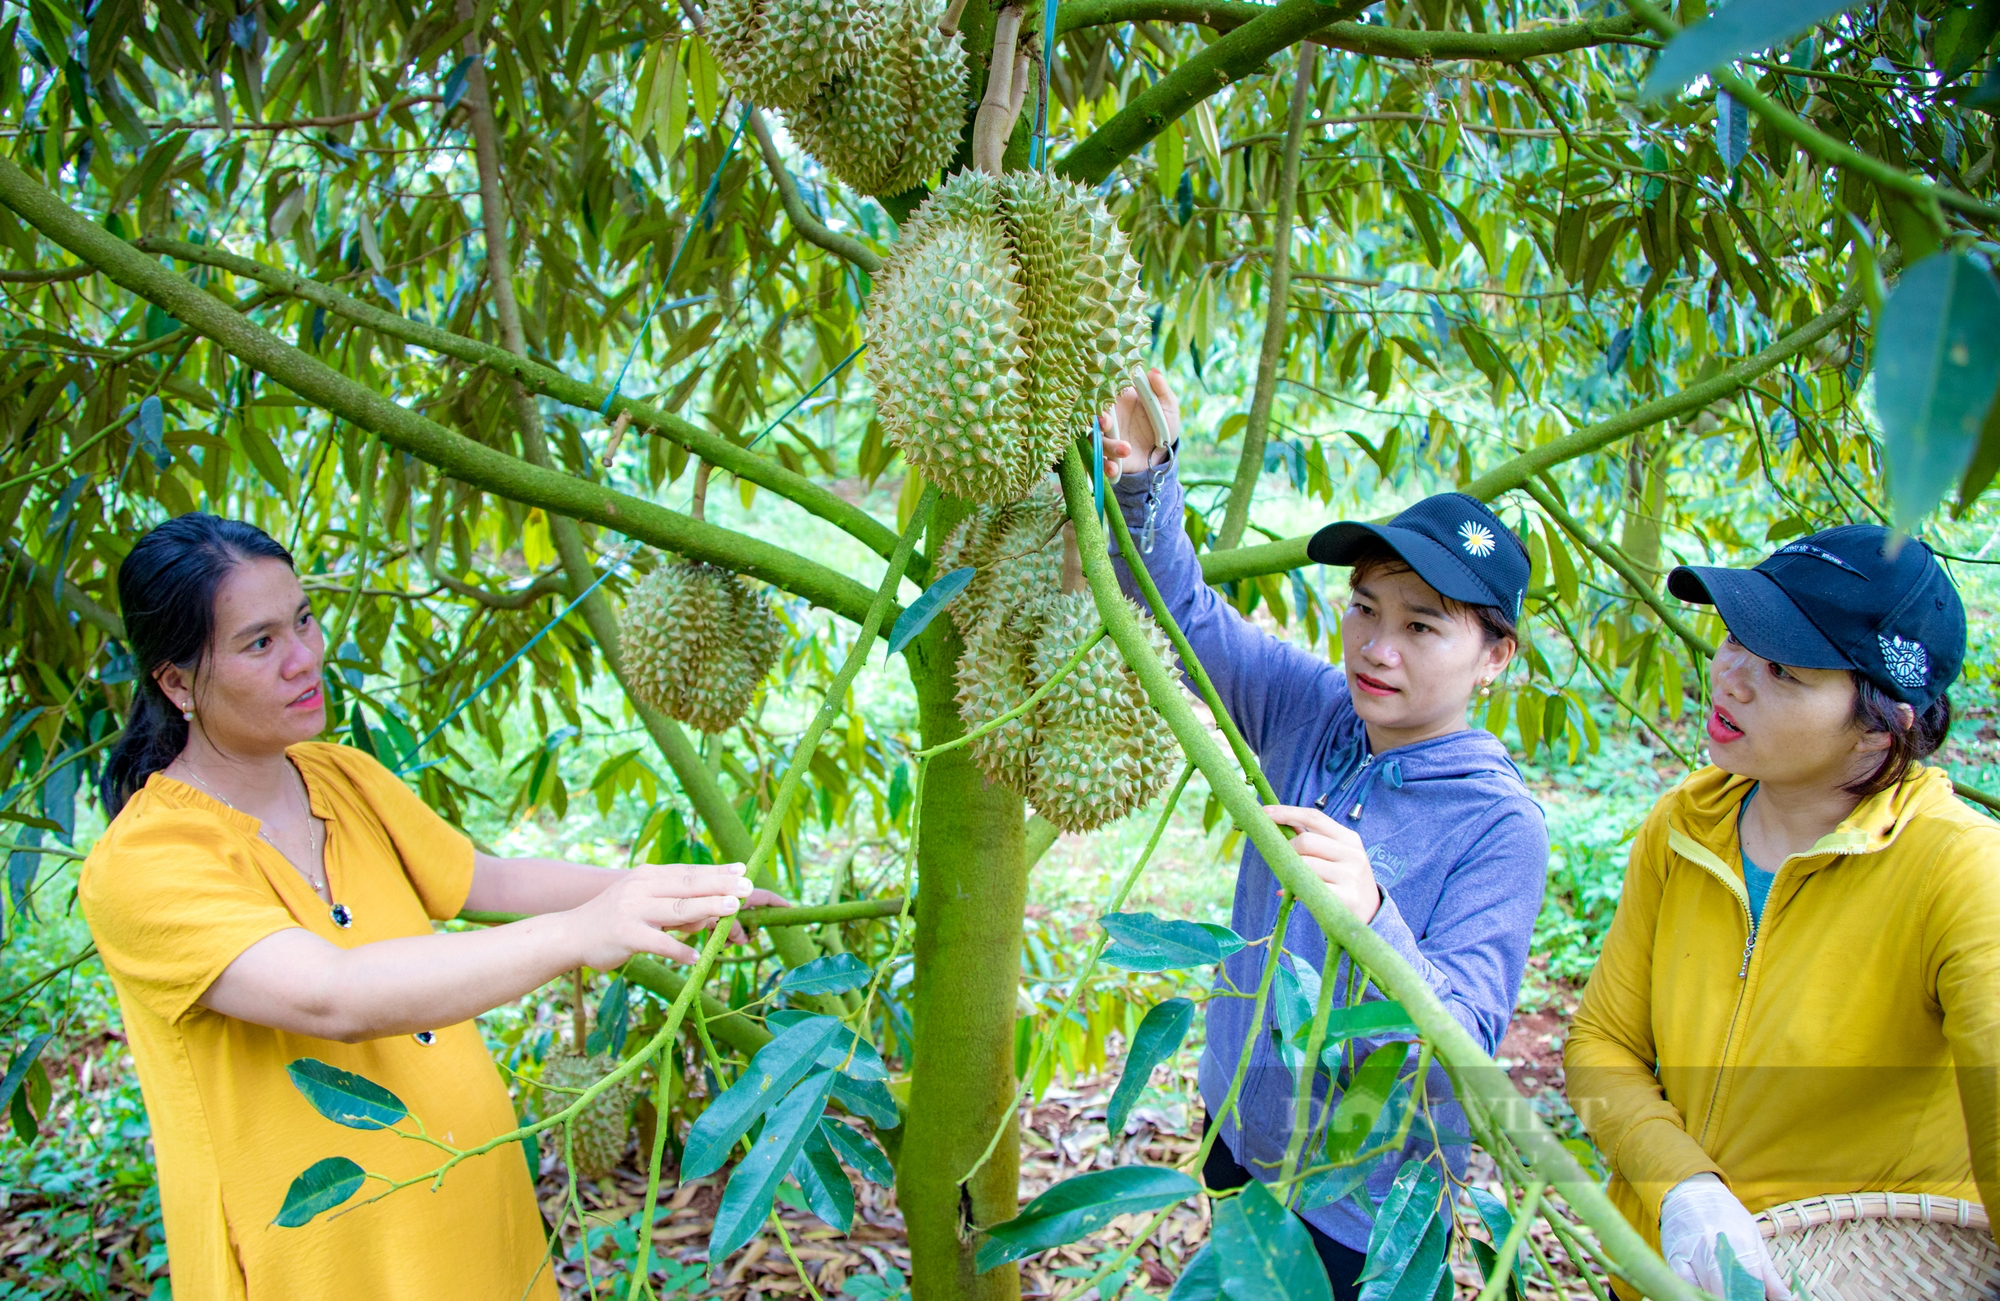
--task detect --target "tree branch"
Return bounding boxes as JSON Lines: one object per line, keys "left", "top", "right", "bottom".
{"left": 1198, "top": 280, "right": 1863, "bottom": 585}
{"left": 1055, "top": 0, "right": 1650, "bottom": 60}
{"left": 1521, "top": 478, "right": 1713, "bottom": 665}
{"left": 0, "top": 159, "right": 881, "bottom": 626}
{"left": 1217, "top": 42, "right": 1314, "bottom": 551}
{"left": 132, "top": 236, "right": 915, "bottom": 575}
{"left": 748, "top": 109, "right": 884, "bottom": 273}
{"left": 0, "top": 264, "right": 92, "bottom": 284}
{"left": 1055, "top": 0, "right": 1368, "bottom": 186}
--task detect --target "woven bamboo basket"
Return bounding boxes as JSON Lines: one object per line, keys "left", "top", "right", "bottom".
{"left": 1752, "top": 1192, "right": 2000, "bottom": 1300}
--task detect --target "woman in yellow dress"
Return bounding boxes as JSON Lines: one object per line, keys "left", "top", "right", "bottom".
{"left": 80, "top": 513, "right": 782, "bottom": 1300}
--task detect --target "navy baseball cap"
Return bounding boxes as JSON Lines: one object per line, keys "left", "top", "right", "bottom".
{"left": 1307, "top": 492, "right": 1530, "bottom": 621}
{"left": 1667, "top": 525, "right": 1965, "bottom": 709}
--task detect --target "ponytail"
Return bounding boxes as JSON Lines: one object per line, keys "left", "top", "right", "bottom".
{"left": 99, "top": 514, "right": 294, "bottom": 817}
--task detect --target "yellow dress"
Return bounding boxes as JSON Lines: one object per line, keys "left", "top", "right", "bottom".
{"left": 80, "top": 742, "right": 558, "bottom": 1301}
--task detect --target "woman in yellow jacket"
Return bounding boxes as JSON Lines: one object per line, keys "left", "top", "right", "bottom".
{"left": 1564, "top": 524, "right": 1999, "bottom": 1299}
{"left": 80, "top": 514, "right": 784, "bottom": 1300}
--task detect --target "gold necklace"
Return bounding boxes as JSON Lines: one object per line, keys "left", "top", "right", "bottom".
{"left": 173, "top": 761, "right": 334, "bottom": 904}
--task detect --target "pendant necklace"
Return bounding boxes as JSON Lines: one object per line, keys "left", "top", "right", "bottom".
{"left": 174, "top": 762, "right": 352, "bottom": 929}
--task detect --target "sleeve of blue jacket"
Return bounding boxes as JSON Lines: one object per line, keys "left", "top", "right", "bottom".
{"left": 1106, "top": 451, "right": 1346, "bottom": 755}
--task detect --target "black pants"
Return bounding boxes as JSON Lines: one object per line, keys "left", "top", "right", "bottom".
{"left": 1201, "top": 1123, "right": 1366, "bottom": 1301}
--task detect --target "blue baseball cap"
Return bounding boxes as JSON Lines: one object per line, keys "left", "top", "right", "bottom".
{"left": 1307, "top": 492, "right": 1530, "bottom": 621}
{"left": 1668, "top": 525, "right": 1965, "bottom": 709}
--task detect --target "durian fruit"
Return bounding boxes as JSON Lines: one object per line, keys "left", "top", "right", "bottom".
{"left": 707, "top": 0, "right": 886, "bottom": 110}
{"left": 621, "top": 561, "right": 784, "bottom": 734}
{"left": 953, "top": 596, "right": 1048, "bottom": 792}
{"left": 1023, "top": 593, "right": 1180, "bottom": 834}
{"left": 930, "top": 477, "right": 1065, "bottom": 635}
{"left": 955, "top": 590, "right": 1180, "bottom": 833}
{"left": 541, "top": 1051, "right": 639, "bottom": 1181}
{"left": 789, "top": 0, "right": 967, "bottom": 197}
{"left": 866, "top": 171, "right": 1149, "bottom": 503}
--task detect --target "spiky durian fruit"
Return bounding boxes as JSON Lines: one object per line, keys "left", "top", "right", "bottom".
{"left": 541, "top": 1051, "right": 639, "bottom": 1181}
{"left": 866, "top": 171, "right": 1149, "bottom": 502}
{"left": 955, "top": 591, "right": 1179, "bottom": 832}
{"left": 930, "top": 477, "right": 1065, "bottom": 634}
{"left": 707, "top": 0, "right": 886, "bottom": 110}
{"left": 954, "top": 596, "right": 1048, "bottom": 792}
{"left": 1022, "top": 593, "right": 1180, "bottom": 834}
{"left": 789, "top": 0, "right": 967, "bottom": 196}
{"left": 621, "top": 561, "right": 784, "bottom": 734}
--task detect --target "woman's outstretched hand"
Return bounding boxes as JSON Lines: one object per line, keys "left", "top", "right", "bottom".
{"left": 1262, "top": 805, "right": 1382, "bottom": 924}
{"left": 1097, "top": 368, "right": 1181, "bottom": 482}
{"left": 562, "top": 863, "right": 768, "bottom": 968}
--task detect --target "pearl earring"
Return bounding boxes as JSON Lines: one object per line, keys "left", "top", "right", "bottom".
{"left": 182, "top": 705, "right": 193, "bottom": 721}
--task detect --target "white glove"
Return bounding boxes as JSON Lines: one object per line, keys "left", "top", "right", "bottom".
{"left": 1658, "top": 1173, "right": 1795, "bottom": 1300}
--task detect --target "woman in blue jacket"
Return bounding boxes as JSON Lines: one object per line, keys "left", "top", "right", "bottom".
{"left": 1099, "top": 371, "right": 1549, "bottom": 1296}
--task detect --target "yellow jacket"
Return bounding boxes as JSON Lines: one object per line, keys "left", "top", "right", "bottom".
{"left": 1565, "top": 764, "right": 2000, "bottom": 1256}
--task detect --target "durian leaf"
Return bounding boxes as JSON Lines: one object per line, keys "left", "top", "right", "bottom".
{"left": 681, "top": 1017, "right": 845, "bottom": 1180}
{"left": 1464, "top": 1187, "right": 1529, "bottom": 1301}
{"left": 1169, "top": 1243, "right": 1220, "bottom": 1301}
{"left": 708, "top": 1069, "right": 837, "bottom": 1263}
{"left": 1106, "top": 997, "right": 1194, "bottom": 1134}
{"left": 768, "top": 1009, "right": 890, "bottom": 1080}
{"left": 1641, "top": 0, "right": 1860, "bottom": 99}
{"left": 777, "top": 952, "right": 874, "bottom": 998}
{"left": 272, "top": 1156, "right": 367, "bottom": 1228}
{"left": 1875, "top": 251, "right": 2000, "bottom": 529}
{"left": 887, "top": 565, "right": 975, "bottom": 654}
{"left": 975, "top": 1166, "right": 1200, "bottom": 1272}
{"left": 1292, "top": 1000, "right": 1419, "bottom": 1055}
{"left": 1325, "top": 1041, "right": 1411, "bottom": 1165}
{"left": 790, "top": 1125, "right": 856, "bottom": 1232}
{"left": 1713, "top": 1237, "right": 1766, "bottom": 1301}
{"left": 284, "top": 1059, "right": 409, "bottom": 1131}
{"left": 1210, "top": 1179, "right": 1333, "bottom": 1301}
{"left": 1357, "top": 1158, "right": 1444, "bottom": 1291}
{"left": 1098, "top": 912, "right": 1245, "bottom": 971}
{"left": 830, "top": 1074, "right": 901, "bottom": 1128}
{"left": 818, "top": 1116, "right": 895, "bottom": 1185}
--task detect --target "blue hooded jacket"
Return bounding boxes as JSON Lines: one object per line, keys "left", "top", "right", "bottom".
{"left": 1109, "top": 457, "right": 1549, "bottom": 1252}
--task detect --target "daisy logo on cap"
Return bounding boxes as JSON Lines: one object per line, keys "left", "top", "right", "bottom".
{"left": 1458, "top": 520, "right": 1495, "bottom": 558}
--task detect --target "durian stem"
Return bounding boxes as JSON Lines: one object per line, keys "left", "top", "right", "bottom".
{"left": 599, "top": 410, "right": 632, "bottom": 468}
{"left": 690, "top": 458, "right": 711, "bottom": 525}
{"left": 572, "top": 969, "right": 588, "bottom": 1053}
{"left": 1059, "top": 523, "right": 1086, "bottom": 593}
{"left": 1057, "top": 444, "right": 1702, "bottom": 1301}
{"left": 1216, "top": 40, "right": 1315, "bottom": 552}
{"left": 973, "top": 6, "right": 1026, "bottom": 173}
{"left": 747, "top": 108, "right": 886, "bottom": 273}
{"left": 940, "top": 0, "right": 970, "bottom": 36}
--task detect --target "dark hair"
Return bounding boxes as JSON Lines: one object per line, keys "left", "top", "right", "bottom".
{"left": 1844, "top": 675, "right": 1951, "bottom": 800}
{"left": 99, "top": 514, "right": 295, "bottom": 817}
{"left": 1347, "top": 543, "right": 1518, "bottom": 645}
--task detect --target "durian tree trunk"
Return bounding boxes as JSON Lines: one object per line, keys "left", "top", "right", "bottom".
{"left": 898, "top": 498, "right": 1028, "bottom": 1301}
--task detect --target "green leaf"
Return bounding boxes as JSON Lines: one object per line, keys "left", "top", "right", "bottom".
{"left": 778, "top": 952, "right": 874, "bottom": 998}
{"left": 1713, "top": 1235, "right": 1765, "bottom": 1301}
{"left": 0, "top": 1033, "right": 52, "bottom": 1119}
{"left": 1107, "top": 998, "right": 1194, "bottom": 1134}
{"left": 1169, "top": 1243, "right": 1219, "bottom": 1301}
{"left": 1210, "top": 1179, "right": 1333, "bottom": 1301}
{"left": 1299, "top": 1002, "right": 1419, "bottom": 1059}
{"left": 1325, "top": 1042, "right": 1410, "bottom": 1165}
{"left": 768, "top": 1009, "right": 889, "bottom": 1080}
{"left": 708, "top": 1069, "right": 837, "bottom": 1263}
{"left": 1464, "top": 1187, "right": 1528, "bottom": 1301}
{"left": 1876, "top": 252, "right": 2000, "bottom": 529}
{"left": 584, "top": 977, "right": 630, "bottom": 1057}
{"left": 682, "top": 1016, "right": 845, "bottom": 1180}
{"left": 1641, "top": 0, "right": 1860, "bottom": 99}
{"left": 1357, "top": 1161, "right": 1446, "bottom": 1300}
{"left": 830, "top": 1073, "right": 901, "bottom": 1128}
{"left": 1295, "top": 1160, "right": 1372, "bottom": 1211}
{"left": 273, "top": 1155, "right": 366, "bottom": 1227}
{"left": 976, "top": 1166, "right": 1201, "bottom": 1272}
{"left": 1716, "top": 91, "right": 1750, "bottom": 172}
{"left": 791, "top": 1123, "right": 856, "bottom": 1232}
{"left": 887, "top": 566, "right": 974, "bottom": 654}
{"left": 1098, "top": 912, "right": 1244, "bottom": 971}
{"left": 818, "top": 1115, "right": 895, "bottom": 1185}
{"left": 1156, "top": 120, "right": 1185, "bottom": 200}
{"left": 284, "top": 1059, "right": 409, "bottom": 1131}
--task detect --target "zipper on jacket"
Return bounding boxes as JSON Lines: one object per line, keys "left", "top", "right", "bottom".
{"left": 1737, "top": 919, "right": 1757, "bottom": 978}
{"left": 1346, "top": 753, "right": 1375, "bottom": 820}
